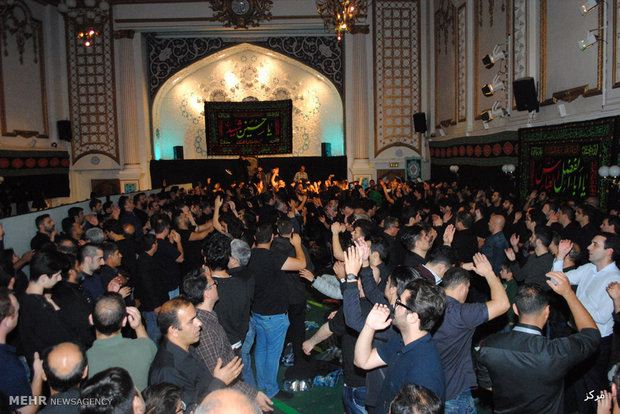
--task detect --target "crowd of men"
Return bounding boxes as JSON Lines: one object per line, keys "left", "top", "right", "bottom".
{"left": 0, "top": 172, "right": 620, "bottom": 414}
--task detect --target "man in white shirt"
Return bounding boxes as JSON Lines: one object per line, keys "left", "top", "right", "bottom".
{"left": 553, "top": 232, "right": 620, "bottom": 414}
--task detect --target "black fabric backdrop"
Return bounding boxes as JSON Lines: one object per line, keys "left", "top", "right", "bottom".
{"left": 150, "top": 156, "right": 347, "bottom": 188}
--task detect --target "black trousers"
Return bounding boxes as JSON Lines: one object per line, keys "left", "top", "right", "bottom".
{"left": 566, "top": 334, "right": 612, "bottom": 414}
{"left": 287, "top": 302, "right": 309, "bottom": 371}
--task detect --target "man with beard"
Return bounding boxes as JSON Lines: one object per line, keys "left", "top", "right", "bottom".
{"left": 31, "top": 214, "right": 56, "bottom": 251}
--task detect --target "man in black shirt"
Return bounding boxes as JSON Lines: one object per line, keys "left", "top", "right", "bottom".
{"left": 134, "top": 234, "right": 168, "bottom": 344}
{"left": 152, "top": 214, "right": 183, "bottom": 298}
{"left": 272, "top": 217, "right": 315, "bottom": 378}
{"left": 52, "top": 254, "right": 95, "bottom": 348}
{"left": 475, "top": 276, "right": 601, "bottom": 414}
{"left": 149, "top": 297, "right": 241, "bottom": 410}
{"left": 31, "top": 214, "right": 56, "bottom": 251}
{"left": 247, "top": 223, "right": 306, "bottom": 400}
{"left": 18, "top": 250, "right": 73, "bottom": 364}
{"left": 205, "top": 235, "right": 253, "bottom": 352}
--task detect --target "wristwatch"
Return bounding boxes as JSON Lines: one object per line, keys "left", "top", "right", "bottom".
{"left": 346, "top": 273, "right": 357, "bottom": 281}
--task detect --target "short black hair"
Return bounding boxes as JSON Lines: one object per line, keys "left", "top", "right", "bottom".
{"left": 402, "top": 279, "right": 446, "bottom": 331}
{"left": 254, "top": 222, "right": 274, "bottom": 244}
{"left": 388, "top": 266, "right": 422, "bottom": 296}
{"left": 276, "top": 216, "right": 294, "bottom": 236}
{"left": 89, "top": 199, "right": 101, "bottom": 210}
{"left": 92, "top": 293, "right": 126, "bottom": 335}
{"left": 533, "top": 226, "right": 553, "bottom": 248}
{"left": 142, "top": 233, "right": 157, "bottom": 252}
{"left": 102, "top": 219, "right": 123, "bottom": 236}
{"left": 427, "top": 245, "right": 456, "bottom": 267}
{"left": 35, "top": 213, "right": 50, "bottom": 229}
{"left": 369, "top": 235, "right": 389, "bottom": 262}
{"left": 30, "top": 250, "right": 64, "bottom": 282}
{"left": 157, "top": 297, "right": 192, "bottom": 336}
{"left": 202, "top": 232, "right": 232, "bottom": 271}
{"left": 0, "top": 287, "right": 14, "bottom": 323}
{"left": 101, "top": 242, "right": 119, "bottom": 262}
{"left": 42, "top": 343, "right": 87, "bottom": 393}
{"left": 441, "top": 267, "right": 470, "bottom": 290}
{"left": 399, "top": 225, "right": 425, "bottom": 251}
{"left": 605, "top": 215, "right": 620, "bottom": 233}
{"left": 600, "top": 232, "right": 620, "bottom": 262}
{"left": 182, "top": 268, "right": 208, "bottom": 306}
{"left": 390, "top": 383, "right": 442, "bottom": 414}
{"left": 78, "top": 244, "right": 102, "bottom": 266}
{"left": 143, "top": 383, "right": 183, "bottom": 414}
{"left": 515, "top": 284, "right": 548, "bottom": 316}
{"left": 353, "top": 219, "right": 377, "bottom": 240}
{"left": 456, "top": 210, "right": 474, "bottom": 229}
{"left": 79, "top": 367, "right": 137, "bottom": 414}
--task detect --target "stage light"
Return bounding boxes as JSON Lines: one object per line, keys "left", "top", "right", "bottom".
{"left": 482, "top": 44, "right": 505, "bottom": 69}
{"left": 578, "top": 30, "right": 598, "bottom": 51}
{"left": 580, "top": 0, "right": 600, "bottom": 15}
{"left": 480, "top": 102, "right": 506, "bottom": 122}
{"left": 482, "top": 74, "right": 505, "bottom": 96}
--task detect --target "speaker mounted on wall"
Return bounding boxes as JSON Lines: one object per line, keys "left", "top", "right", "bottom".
{"left": 413, "top": 112, "right": 427, "bottom": 133}
{"left": 513, "top": 77, "right": 539, "bottom": 112}
{"left": 57, "top": 120, "right": 72, "bottom": 142}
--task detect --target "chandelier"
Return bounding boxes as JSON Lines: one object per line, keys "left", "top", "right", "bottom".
{"left": 58, "top": 0, "right": 110, "bottom": 47}
{"left": 316, "top": 0, "right": 367, "bottom": 41}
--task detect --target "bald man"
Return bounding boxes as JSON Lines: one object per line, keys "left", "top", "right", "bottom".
{"left": 195, "top": 389, "right": 261, "bottom": 414}
{"left": 480, "top": 214, "right": 510, "bottom": 276}
{"left": 40, "top": 342, "right": 88, "bottom": 413}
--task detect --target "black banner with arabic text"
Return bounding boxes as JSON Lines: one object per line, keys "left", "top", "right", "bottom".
{"left": 519, "top": 117, "right": 617, "bottom": 208}
{"left": 205, "top": 100, "right": 293, "bottom": 156}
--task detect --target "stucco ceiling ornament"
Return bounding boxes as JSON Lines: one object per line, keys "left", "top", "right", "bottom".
{"left": 207, "top": 0, "right": 273, "bottom": 29}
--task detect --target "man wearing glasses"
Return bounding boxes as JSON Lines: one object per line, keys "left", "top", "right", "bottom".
{"left": 354, "top": 278, "right": 446, "bottom": 414}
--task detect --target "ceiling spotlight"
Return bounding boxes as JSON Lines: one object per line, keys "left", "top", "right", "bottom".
{"left": 578, "top": 30, "right": 599, "bottom": 51}
{"left": 480, "top": 101, "right": 506, "bottom": 122}
{"left": 482, "top": 74, "right": 506, "bottom": 97}
{"left": 482, "top": 44, "right": 506, "bottom": 69}
{"left": 580, "top": 0, "right": 600, "bottom": 15}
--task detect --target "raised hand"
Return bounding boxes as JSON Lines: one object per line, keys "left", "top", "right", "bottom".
{"left": 443, "top": 224, "right": 455, "bottom": 245}
{"left": 126, "top": 306, "right": 143, "bottom": 330}
{"left": 557, "top": 240, "right": 573, "bottom": 260}
{"left": 510, "top": 233, "right": 520, "bottom": 249}
{"left": 354, "top": 238, "right": 371, "bottom": 263}
{"left": 606, "top": 282, "right": 620, "bottom": 301}
{"left": 213, "top": 357, "right": 243, "bottom": 385}
{"left": 504, "top": 247, "right": 516, "bottom": 262}
{"left": 344, "top": 246, "right": 363, "bottom": 277}
{"left": 299, "top": 268, "right": 315, "bottom": 283}
{"left": 472, "top": 253, "right": 495, "bottom": 278}
{"left": 333, "top": 261, "right": 346, "bottom": 279}
{"left": 545, "top": 271, "right": 572, "bottom": 296}
{"left": 364, "top": 304, "right": 392, "bottom": 331}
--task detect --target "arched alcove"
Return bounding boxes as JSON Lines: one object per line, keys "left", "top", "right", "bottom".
{"left": 151, "top": 43, "right": 344, "bottom": 160}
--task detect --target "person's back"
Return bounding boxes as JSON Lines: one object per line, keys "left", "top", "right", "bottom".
{"left": 475, "top": 279, "right": 600, "bottom": 414}
{"left": 86, "top": 293, "right": 156, "bottom": 391}
{"left": 476, "top": 328, "right": 598, "bottom": 413}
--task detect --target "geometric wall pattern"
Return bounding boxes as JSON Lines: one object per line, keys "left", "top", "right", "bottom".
{"left": 65, "top": 17, "right": 119, "bottom": 163}
{"left": 374, "top": 0, "right": 421, "bottom": 156}
{"left": 147, "top": 36, "right": 344, "bottom": 100}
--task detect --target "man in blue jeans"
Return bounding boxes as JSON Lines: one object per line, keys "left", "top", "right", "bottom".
{"left": 246, "top": 223, "right": 306, "bottom": 399}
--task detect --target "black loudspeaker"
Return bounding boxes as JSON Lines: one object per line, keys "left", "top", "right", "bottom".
{"left": 513, "top": 77, "right": 539, "bottom": 112}
{"left": 413, "top": 112, "right": 427, "bottom": 133}
{"left": 57, "top": 120, "right": 72, "bottom": 141}
{"left": 321, "top": 142, "right": 332, "bottom": 157}
{"left": 173, "top": 146, "right": 184, "bottom": 160}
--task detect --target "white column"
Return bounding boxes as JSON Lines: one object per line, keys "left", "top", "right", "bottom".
{"left": 348, "top": 32, "right": 374, "bottom": 179}
{"left": 115, "top": 30, "right": 142, "bottom": 181}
